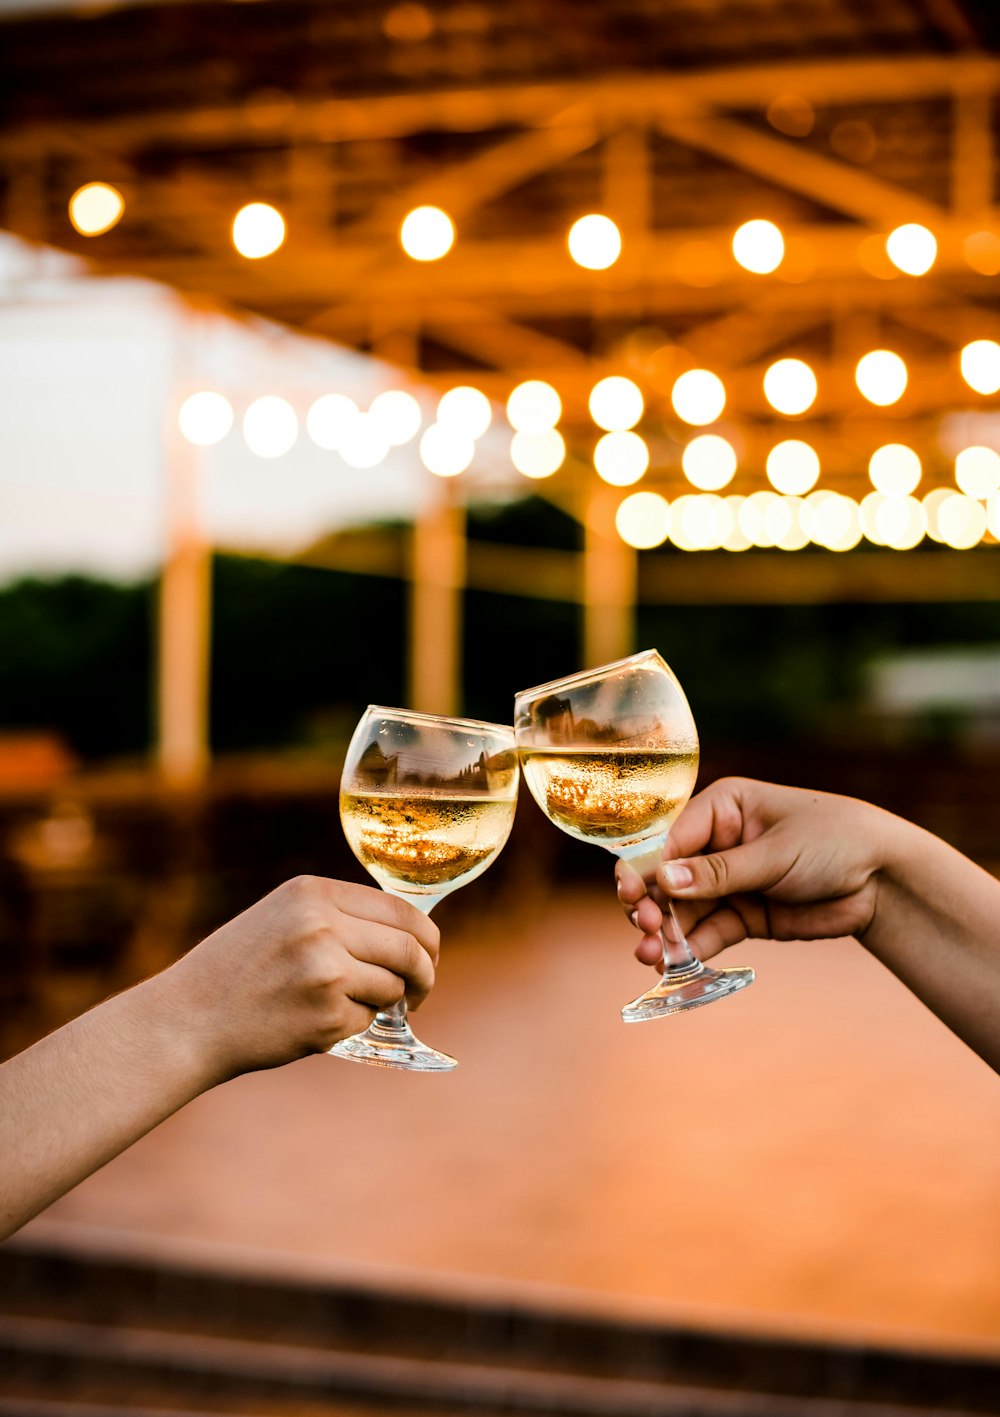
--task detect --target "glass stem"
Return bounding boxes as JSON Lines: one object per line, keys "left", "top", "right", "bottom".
{"left": 660, "top": 901, "right": 703, "bottom": 977}
{"left": 373, "top": 890, "right": 444, "bottom": 1032}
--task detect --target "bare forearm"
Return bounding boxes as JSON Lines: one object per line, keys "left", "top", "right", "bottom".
{"left": 0, "top": 968, "right": 217, "bottom": 1240}
{"left": 864, "top": 812, "right": 1000, "bottom": 1071}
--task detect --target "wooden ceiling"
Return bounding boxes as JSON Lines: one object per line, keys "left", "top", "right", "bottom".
{"left": 2, "top": 0, "right": 1000, "bottom": 495}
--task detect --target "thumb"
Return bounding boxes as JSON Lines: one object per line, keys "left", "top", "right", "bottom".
{"left": 656, "top": 838, "right": 776, "bottom": 901}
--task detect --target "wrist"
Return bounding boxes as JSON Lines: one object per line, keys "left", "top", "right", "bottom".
{"left": 139, "top": 954, "right": 236, "bottom": 1091}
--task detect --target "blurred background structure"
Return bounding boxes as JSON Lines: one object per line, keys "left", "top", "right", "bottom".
{"left": 2, "top": 0, "right": 1000, "bottom": 1412}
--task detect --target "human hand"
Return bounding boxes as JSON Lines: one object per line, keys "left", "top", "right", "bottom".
{"left": 159, "top": 875, "right": 440, "bottom": 1081}
{"left": 616, "top": 778, "right": 890, "bottom": 968}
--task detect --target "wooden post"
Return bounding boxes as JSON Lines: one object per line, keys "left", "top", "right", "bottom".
{"left": 157, "top": 418, "right": 211, "bottom": 786}
{"left": 408, "top": 486, "right": 465, "bottom": 715}
{"left": 582, "top": 486, "right": 636, "bottom": 668}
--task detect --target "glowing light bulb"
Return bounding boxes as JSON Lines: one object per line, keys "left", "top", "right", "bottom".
{"left": 681, "top": 434, "right": 737, "bottom": 491}
{"left": 961, "top": 340, "right": 1000, "bottom": 396}
{"left": 874, "top": 495, "right": 925, "bottom": 550}
{"left": 766, "top": 440, "right": 820, "bottom": 495}
{"left": 615, "top": 492, "right": 670, "bottom": 549}
{"left": 178, "top": 391, "right": 233, "bottom": 447}
{"left": 763, "top": 358, "right": 817, "bottom": 415}
{"left": 860, "top": 491, "right": 888, "bottom": 545}
{"left": 68, "top": 182, "right": 124, "bottom": 236}
{"left": 674, "top": 494, "right": 730, "bottom": 551}
{"left": 232, "top": 203, "right": 286, "bottom": 259}
{"left": 510, "top": 429, "right": 565, "bottom": 479}
{"left": 419, "top": 423, "right": 474, "bottom": 476}
{"left": 594, "top": 431, "right": 649, "bottom": 486}
{"left": 810, "top": 494, "right": 862, "bottom": 551}
{"left": 738, "top": 490, "right": 782, "bottom": 547}
{"left": 369, "top": 389, "right": 422, "bottom": 446}
{"left": 722, "top": 495, "right": 751, "bottom": 551}
{"left": 400, "top": 205, "right": 454, "bottom": 260}
{"left": 437, "top": 386, "right": 492, "bottom": 440}
{"left": 855, "top": 350, "right": 907, "bottom": 406}
{"left": 937, "top": 493, "right": 987, "bottom": 548}
{"left": 506, "top": 380, "right": 561, "bottom": 433}
{"left": 339, "top": 412, "right": 390, "bottom": 469}
{"left": 588, "top": 376, "right": 643, "bottom": 432}
{"left": 773, "top": 497, "right": 809, "bottom": 551}
{"left": 886, "top": 223, "right": 937, "bottom": 276}
{"left": 955, "top": 446, "right": 1000, "bottom": 499}
{"left": 671, "top": 369, "right": 726, "bottom": 426}
{"left": 923, "top": 487, "right": 955, "bottom": 543}
{"left": 732, "top": 219, "right": 784, "bottom": 274}
{"left": 306, "top": 394, "right": 358, "bottom": 451}
{"left": 869, "top": 444, "right": 921, "bottom": 496}
{"left": 568, "top": 214, "right": 622, "bottom": 270}
{"left": 243, "top": 396, "right": 298, "bottom": 458}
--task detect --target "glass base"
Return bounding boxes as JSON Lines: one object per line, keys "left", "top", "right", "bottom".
{"left": 328, "top": 1016, "right": 457, "bottom": 1072}
{"left": 621, "top": 962, "right": 755, "bottom": 1022}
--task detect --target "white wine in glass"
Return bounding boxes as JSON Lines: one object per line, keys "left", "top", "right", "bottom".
{"left": 515, "top": 650, "right": 754, "bottom": 1020}
{"left": 333, "top": 706, "right": 519, "bottom": 1070}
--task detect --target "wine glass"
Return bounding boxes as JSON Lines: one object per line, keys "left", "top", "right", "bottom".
{"left": 333, "top": 706, "right": 519, "bottom": 1070}
{"left": 514, "top": 650, "right": 754, "bottom": 1020}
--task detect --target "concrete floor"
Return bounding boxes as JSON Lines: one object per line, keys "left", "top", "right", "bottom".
{"left": 20, "top": 882, "right": 1000, "bottom": 1357}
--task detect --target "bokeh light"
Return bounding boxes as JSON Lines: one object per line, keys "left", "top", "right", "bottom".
{"left": 923, "top": 487, "right": 955, "bottom": 543}
{"left": 766, "top": 94, "right": 815, "bottom": 138}
{"left": 988, "top": 494, "right": 1000, "bottom": 540}
{"left": 419, "top": 423, "right": 474, "bottom": 476}
{"left": 875, "top": 495, "right": 925, "bottom": 549}
{"left": 339, "top": 412, "right": 390, "bottom": 469}
{"left": 937, "top": 493, "right": 987, "bottom": 548}
{"left": 510, "top": 429, "right": 566, "bottom": 479}
{"left": 722, "top": 495, "right": 752, "bottom": 551}
{"left": 307, "top": 394, "right": 358, "bottom": 451}
{"left": 668, "top": 494, "right": 731, "bottom": 552}
{"left": 955, "top": 446, "right": 1000, "bottom": 498}
{"left": 506, "top": 380, "right": 561, "bottom": 433}
{"left": 615, "top": 492, "right": 670, "bottom": 548}
{"left": 869, "top": 443, "right": 921, "bottom": 496}
{"left": 369, "top": 389, "right": 422, "bottom": 446}
{"left": 964, "top": 230, "right": 1000, "bottom": 276}
{"left": 437, "top": 386, "right": 492, "bottom": 440}
{"left": 809, "top": 493, "right": 862, "bottom": 550}
{"left": 671, "top": 369, "right": 726, "bottom": 425}
{"left": 860, "top": 490, "right": 888, "bottom": 545}
{"left": 68, "top": 182, "right": 124, "bottom": 237}
{"left": 568, "top": 214, "right": 622, "bottom": 270}
{"left": 766, "top": 440, "right": 820, "bottom": 495}
{"left": 594, "top": 431, "right": 649, "bottom": 486}
{"left": 885, "top": 223, "right": 937, "bottom": 276}
{"left": 178, "top": 391, "right": 233, "bottom": 447}
{"left": 961, "top": 340, "right": 1000, "bottom": 396}
{"left": 400, "top": 205, "right": 454, "bottom": 261}
{"left": 855, "top": 350, "right": 907, "bottom": 406}
{"left": 682, "top": 434, "right": 737, "bottom": 491}
{"left": 589, "top": 376, "right": 643, "bottom": 431}
{"left": 738, "top": 490, "right": 781, "bottom": 547}
{"left": 232, "top": 203, "right": 286, "bottom": 259}
{"left": 732, "top": 220, "right": 784, "bottom": 274}
{"left": 763, "top": 358, "right": 817, "bottom": 415}
{"left": 243, "top": 396, "right": 298, "bottom": 458}
{"left": 773, "top": 497, "right": 809, "bottom": 551}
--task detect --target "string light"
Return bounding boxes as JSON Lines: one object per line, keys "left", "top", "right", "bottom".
{"left": 766, "top": 440, "right": 820, "bottom": 495}
{"left": 615, "top": 492, "right": 670, "bottom": 548}
{"left": 243, "top": 396, "right": 298, "bottom": 458}
{"left": 860, "top": 491, "right": 888, "bottom": 545}
{"left": 68, "top": 182, "right": 124, "bottom": 236}
{"left": 510, "top": 429, "right": 565, "bottom": 478}
{"left": 886, "top": 224, "right": 937, "bottom": 276}
{"left": 773, "top": 497, "right": 809, "bottom": 551}
{"left": 588, "top": 376, "right": 643, "bottom": 432}
{"left": 594, "top": 431, "right": 649, "bottom": 486}
{"left": 668, "top": 495, "right": 730, "bottom": 552}
{"left": 369, "top": 390, "right": 422, "bottom": 446}
{"left": 809, "top": 494, "right": 862, "bottom": 551}
{"left": 400, "top": 205, "right": 454, "bottom": 261}
{"left": 738, "top": 490, "right": 781, "bottom": 547}
{"left": 869, "top": 444, "right": 921, "bottom": 496}
{"left": 732, "top": 220, "right": 784, "bottom": 274}
{"left": 955, "top": 446, "right": 1000, "bottom": 498}
{"left": 339, "top": 412, "right": 390, "bottom": 469}
{"left": 671, "top": 369, "right": 726, "bottom": 426}
{"left": 178, "top": 391, "right": 233, "bottom": 447}
{"left": 307, "top": 394, "right": 358, "bottom": 450}
{"left": 855, "top": 350, "right": 907, "bottom": 406}
{"left": 937, "top": 493, "right": 987, "bottom": 548}
{"left": 722, "top": 495, "right": 752, "bottom": 551}
{"left": 232, "top": 203, "right": 286, "bottom": 259}
{"left": 419, "top": 423, "right": 474, "bottom": 476}
{"left": 763, "top": 358, "right": 817, "bottom": 415}
{"left": 874, "top": 495, "right": 925, "bottom": 549}
{"left": 923, "top": 487, "right": 955, "bottom": 543}
{"left": 682, "top": 434, "right": 737, "bottom": 491}
{"left": 961, "top": 340, "right": 1000, "bottom": 396}
{"left": 506, "top": 380, "right": 561, "bottom": 433}
{"left": 437, "top": 386, "right": 492, "bottom": 440}
{"left": 568, "top": 214, "right": 622, "bottom": 270}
